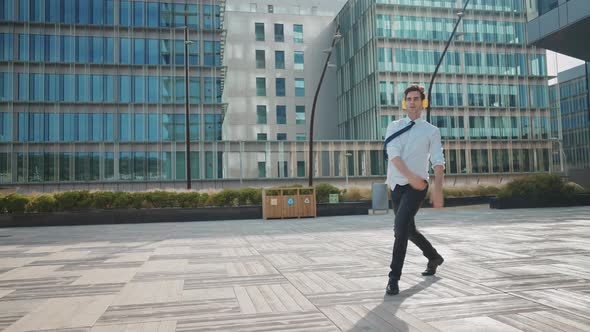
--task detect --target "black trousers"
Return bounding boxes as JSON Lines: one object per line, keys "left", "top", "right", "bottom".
{"left": 389, "top": 183, "right": 439, "bottom": 280}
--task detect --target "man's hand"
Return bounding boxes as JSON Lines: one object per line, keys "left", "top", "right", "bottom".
{"left": 408, "top": 174, "right": 427, "bottom": 191}
{"left": 430, "top": 189, "right": 444, "bottom": 208}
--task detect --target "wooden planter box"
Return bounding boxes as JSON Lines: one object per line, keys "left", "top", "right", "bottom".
{"left": 262, "top": 187, "right": 316, "bottom": 220}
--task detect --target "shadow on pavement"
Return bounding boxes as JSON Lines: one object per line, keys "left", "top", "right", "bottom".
{"left": 347, "top": 276, "right": 441, "bottom": 332}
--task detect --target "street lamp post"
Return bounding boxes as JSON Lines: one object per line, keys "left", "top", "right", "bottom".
{"left": 308, "top": 26, "right": 341, "bottom": 187}
{"left": 550, "top": 137, "right": 565, "bottom": 174}
{"left": 426, "top": 0, "right": 470, "bottom": 123}
{"left": 184, "top": 26, "right": 193, "bottom": 190}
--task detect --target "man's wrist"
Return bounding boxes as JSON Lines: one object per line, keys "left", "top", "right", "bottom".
{"left": 408, "top": 174, "right": 420, "bottom": 182}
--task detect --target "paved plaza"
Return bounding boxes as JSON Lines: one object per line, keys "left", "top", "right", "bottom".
{"left": 0, "top": 206, "right": 590, "bottom": 331}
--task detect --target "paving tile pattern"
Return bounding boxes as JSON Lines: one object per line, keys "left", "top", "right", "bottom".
{"left": 1, "top": 206, "right": 590, "bottom": 331}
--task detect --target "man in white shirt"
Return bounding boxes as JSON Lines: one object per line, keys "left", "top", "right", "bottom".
{"left": 384, "top": 84, "right": 445, "bottom": 296}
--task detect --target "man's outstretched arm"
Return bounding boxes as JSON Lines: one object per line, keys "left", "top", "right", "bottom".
{"left": 431, "top": 165, "right": 444, "bottom": 208}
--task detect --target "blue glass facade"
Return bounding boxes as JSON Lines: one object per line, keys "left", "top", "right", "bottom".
{"left": 551, "top": 65, "right": 590, "bottom": 169}
{"left": 336, "top": 0, "right": 553, "bottom": 175}
{"left": 0, "top": 0, "right": 226, "bottom": 184}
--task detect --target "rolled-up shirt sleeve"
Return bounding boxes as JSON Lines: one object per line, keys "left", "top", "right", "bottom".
{"left": 386, "top": 122, "right": 402, "bottom": 161}
{"left": 429, "top": 128, "right": 445, "bottom": 169}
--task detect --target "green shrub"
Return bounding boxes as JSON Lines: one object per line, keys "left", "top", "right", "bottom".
{"left": 144, "top": 191, "right": 178, "bottom": 208}
{"left": 442, "top": 187, "right": 465, "bottom": 198}
{"left": 497, "top": 174, "right": 576, "bottom": 201}
{"left": 265, "top": 185, "right": 309, "bottom": 196}
{"left": 206, "top": 189, "right": 240, "bottom": 207}
{"left": 26, "top": 194, "right": 57, "bottom": 213}
{"left": 299, "top": 188, "right": 314, "bottom": 195}
{"left": 238, "top": 188, "right": 262, "bottom": 206}
{"left": 4, "top": 193, "right": 30, "bottom": 213}
{"left": 91, "top": 191, "right": 118, "bottom": 209}
{"left": 54, "top": 191, "right": 92, "bottom": 211}
{"left": 441, "top": 185, "right": 502, "bottom": 198}
{"left": 564, "top": 181, "right": 586, "bottom": 194}
{"left": 0, "top": 194, "right": 5, "bottom": 213}
{"left": 198, "top": 192, "right": 209, "bottom": 207}
{"left": 176, "top": 192, "right": 201, "bottom": 208}
{"left": 265, "top": 189, "right": 280, "bottom": 196}
{"left": 128, "top": 192, "right": 148, "bottom": 209}
{"left": 109, "top": 192, "right": 131, "bottom": 209}
{"left": 477, "top": 185, "right": 502, "bottom": 196}
{"left": 342, "top": 187, "right": 372, "bottom": 202}
{"left": 315, "top": 183, "right": 342, "bottom": 203}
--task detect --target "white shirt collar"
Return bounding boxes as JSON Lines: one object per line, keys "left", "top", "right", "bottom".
{"left": 403, "top": 116, "right": 426, "bottom": 124}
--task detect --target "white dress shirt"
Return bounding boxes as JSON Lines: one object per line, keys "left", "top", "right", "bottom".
{"left": 385, "top": 117, "right": 445, "bottom": 188}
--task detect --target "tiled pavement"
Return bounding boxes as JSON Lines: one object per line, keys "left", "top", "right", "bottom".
{"left": 1, "top": 205, "right": 590, "bottom": 331}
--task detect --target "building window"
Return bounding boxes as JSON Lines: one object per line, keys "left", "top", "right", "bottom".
{"left": 377, "top": 15, "right": 391, "bottom": 37}
{"left": 275, "top": 50, "right": 285, "bottom": 69}
{"left": 296, "top": 105, "right": 305, "bottom": 125}
{"left": 277, "top": 161, "right": 288, "bottom": 177}
{"left": 255, "top": 22, "right": 265, "bottom": 41}
{"left": 256, "top": 50, "right": 265, "bottom": 68}
{"left": 378, "top": 48, "right": 393, "bottom": 71}
{"left": 296, "top": 133, "right": 306, "bottom": 141}
{"left": 277, "top": 133, "right": 287, "bottom": 140}
{"left": 293, "top": 24, "right": 303, "bottom": 43}
{"left": 294, "top": 51, "right": 304, "bottom": 70}
{"left": 274, "top": 23, "right": 284, "bottom": 42}
{"left": 297, "top": 161, "right": 305, "bottom": 177}
{"left": 256, "top": 77, "right": 266, "bottom": 96}
{"left": 257, "top": 133, "right": 267, "bottom": 141}
{"left": 203, "top": 41, "right": 220, "bottom": 66}
{"left": 256, "top": 105, "right": 267, "bottom": 124}
{"left": 295, "top": 78, "right": 304, "bottom": 97}
{"left": 276, "top": 105, "right": 287, "bottom": 124}
{"left": 380, "top": 81, "right": 387, "bottom": 105}
{"left": 268, "top": 5, "right": 273, "bottom": 13}
{"left": 258, "top": 161, "right": 266, "bottom": 177}
{"left": 275, "top": 78, "right": 285, "bottom": 97}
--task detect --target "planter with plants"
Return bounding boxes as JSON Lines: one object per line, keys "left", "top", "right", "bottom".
{"left": 0, "top": 182, "right": 511, "bottom": 227}
{"left": 490, "top": 174, "right": 588, "bottom": 209}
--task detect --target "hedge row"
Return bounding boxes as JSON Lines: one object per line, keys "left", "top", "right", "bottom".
{"left": 497, "top": 174, "right": 585, "bottom": 200}
{"left": 1, "top": 175, "right": 582, "bottom": 214}
{"left": 0, "top": 183, "right": 343, "bottom": 214}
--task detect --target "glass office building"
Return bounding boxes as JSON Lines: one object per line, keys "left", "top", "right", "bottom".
{"left": 527, "top": 0, "right": 590, "bottom": 62}
{"left": 334, "top": 0, "right": 554, "bottom": 176}
{"left": 549, "top": 63, "right": 590, "bottom": 187}
{"left": 0, "top": 0, "right": 226, "bottom": 187}
{"left": 0, "top": 0, "right": 564, "bottom": 191}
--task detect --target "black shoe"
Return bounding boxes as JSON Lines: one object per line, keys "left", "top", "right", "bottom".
{"left": 422, "top": 256, "right": 444, "bottom": 276}
{"left": 386, "top": 279, "right": 399, "bottom": 295}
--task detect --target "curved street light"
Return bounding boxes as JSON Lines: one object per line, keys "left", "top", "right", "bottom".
{"left": 426, "top": 0, "right": 470, "bottom": 123}
{"left": 308, "top": 25, "right": 341, "bottom": 187}
{"left": 184, "top": 26, "right": 192, "bottom": 189}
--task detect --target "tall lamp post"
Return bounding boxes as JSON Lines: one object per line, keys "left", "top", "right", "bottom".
{"left": 184, "top": 26, "right": 193, "bottom": 190}
{"left": 308, "top": 26, "right": 341, "bottom": 187}
{"left": 426, "top": 0, "right": 470, "bottom": 123}
{"left": 549, "top": 137, "right": 565, "bottom": 174}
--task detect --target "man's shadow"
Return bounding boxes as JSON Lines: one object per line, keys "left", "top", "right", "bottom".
{"left": 346, "top": 276, "right": 441, "bottom": 332}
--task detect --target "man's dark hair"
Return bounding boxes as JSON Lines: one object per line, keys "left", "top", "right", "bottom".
{"left": 404, "top": 84, "right": 426, "bottom": 100}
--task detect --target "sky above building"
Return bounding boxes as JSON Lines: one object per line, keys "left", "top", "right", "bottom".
{"left": 547, "top": 50, "right": 586, "bottom": 84}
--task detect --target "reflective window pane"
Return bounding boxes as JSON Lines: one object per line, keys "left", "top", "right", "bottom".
{"left": 119, "top": 1, "right": 131, "bottom": 26}
{"left": 133, "top": 1, "right": 144, "bottom": 26}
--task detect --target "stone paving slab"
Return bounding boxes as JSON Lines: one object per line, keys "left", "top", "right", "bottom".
{"left": 0, "top": 206, "right": 589, "bottom": 331}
